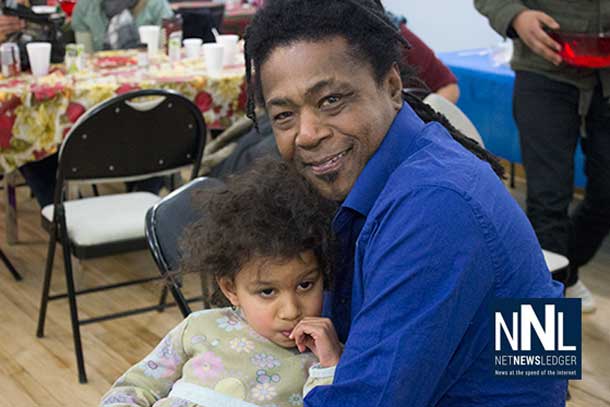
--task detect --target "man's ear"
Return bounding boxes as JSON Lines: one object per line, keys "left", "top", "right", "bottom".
{"left": 217, "top": 277, "right": 240, "bottom": 307}
{"left": 386, "top": 62, "right": 404, "bottom": 110}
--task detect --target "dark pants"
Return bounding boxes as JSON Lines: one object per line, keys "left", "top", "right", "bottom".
{"left": 513, "top": 71, "right": 610, "bottom": 286}
{"left": 19, "top": 152, "right": 165, "bottom": 208}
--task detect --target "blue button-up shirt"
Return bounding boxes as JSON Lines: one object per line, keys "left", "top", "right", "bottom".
{"left": 306, "top": 103, "right": 566, "bottom": 406}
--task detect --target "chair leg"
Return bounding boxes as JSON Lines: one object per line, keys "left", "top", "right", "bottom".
{"left": 158, "top": 285, "right": 168, "bottom": 312}
{"left": 61, "top": 241, "right": 87, "bottom": 383}
{"left": 0, "top": 248, "right": 21, "bottom": 281}
{"left": 36, "top": 230, "right": 58, "bottom": 337}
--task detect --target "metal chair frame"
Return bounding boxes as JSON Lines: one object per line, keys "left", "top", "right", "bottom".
{"left": 145, "top": 176, "right": 225, "bottom": 318}
{"left": 35, "top": 89, "right": 207, "bottom": 383}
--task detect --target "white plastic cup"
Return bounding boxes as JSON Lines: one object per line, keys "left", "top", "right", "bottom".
{"left": 183, "top": 38, "right": 203, "bottom": 59}
{"left": 26, "top": 42, "right": 51, "bottom": 77}
{"left": 216, "top": 34, "right": 238, "bottom": 66}
{"left": 203, "top": 43, "right": 224, "bottom": 77}
{"left": 138, "top": 25, "right": 160, "bottom": 58}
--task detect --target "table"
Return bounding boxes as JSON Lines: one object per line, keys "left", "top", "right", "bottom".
{"left": 438, "top": 49, "right": 586, "bottom": 188}
{"left": 0, "top": 49, "right": 246, "bottom": 243}
{"left": 0, "top": 49, "right": 246, "bottom": 173}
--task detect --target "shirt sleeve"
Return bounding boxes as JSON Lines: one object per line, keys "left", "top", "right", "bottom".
{"left": 99, "top": 316, "right": 192, "bottom": 406}
{"left": 305, "top": 186, "right": 497, "bottom": 406}
{"left": 303, "top": 364, "right": 336, "bottom": 399}
{"left": 148, "top": 0, "right": 173, "bottom": 24}
{"left": 400, "top": 25, "right": 457, "bottom": 92}
{"left": 71, "top": 0, "right": 90, "bottom": 32}
{"left": 474, "top": 0, "right": 528, "bottom": 38}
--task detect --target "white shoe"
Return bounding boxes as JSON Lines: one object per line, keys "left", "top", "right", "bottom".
{"left": 565, "top": 280, "right": 596, "bottom": 313}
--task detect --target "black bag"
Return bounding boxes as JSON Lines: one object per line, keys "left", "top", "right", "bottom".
{"left": 3, "top": 4, "right": 66, "bottom": 69}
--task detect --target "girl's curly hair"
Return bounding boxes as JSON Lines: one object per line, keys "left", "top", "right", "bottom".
{"left": 180, "top": 158, "right": 338, "bottom": 306}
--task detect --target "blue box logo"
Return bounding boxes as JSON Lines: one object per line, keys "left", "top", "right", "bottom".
{"left": 493, "top": 298, "right": 581, "bottom": 379}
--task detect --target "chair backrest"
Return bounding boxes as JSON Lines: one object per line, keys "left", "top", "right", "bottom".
{"left": 178, "top": 4, "right": 225, "bottom": 42}
{"left": 145, "top": 176, "right": 225, "bottom": 315}
{"left": 423, "top": 93, "right": 485, "bottom": 148}
{"left": 55, "top": 89, "right": 206, "bottom": 201}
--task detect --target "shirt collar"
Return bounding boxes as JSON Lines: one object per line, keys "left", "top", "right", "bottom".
{"left": 339, "top": 102, "right": 425, "bottom": 218}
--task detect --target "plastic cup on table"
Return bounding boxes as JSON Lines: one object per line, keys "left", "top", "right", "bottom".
{"left": 216, "top": 34, "right": 238, "bottom": 66}
{"left": 203, "top": 43, "right": 224, "bottom": 77}
{"left": 138, "top": 25, "right": 160, "bottom": 58}
{"left": 183, "top": 38, "right": 203, "bottom": 59}
{"left": 26, "top": 42, "right": 52, "bottom": 77}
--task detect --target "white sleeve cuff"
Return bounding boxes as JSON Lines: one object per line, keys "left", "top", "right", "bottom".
{"left": 308, "top": 363, "right": 336, "bottom": 379}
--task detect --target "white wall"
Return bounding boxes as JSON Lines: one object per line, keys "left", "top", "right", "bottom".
{"left": 382, "top": 0, "right": 503, "bottom": 52}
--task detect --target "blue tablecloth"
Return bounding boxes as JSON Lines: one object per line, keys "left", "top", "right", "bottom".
{"left": 438, "top": 49, "right": 586, "bottom": 187}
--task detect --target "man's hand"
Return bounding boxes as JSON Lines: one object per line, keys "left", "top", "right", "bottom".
{"left": 0, "top": 15, "right": 24, "bottom": 42}
{"left": 289, "top": 317, "right": 342, "bottom": 368}
{"left": 512, "top": 10, "right": 562, "bottom": 65}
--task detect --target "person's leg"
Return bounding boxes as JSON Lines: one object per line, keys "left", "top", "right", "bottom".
{"left": 513, "top": 71, "right": 580, "bottom": 283}
{"left": 18, "top": 153, "right": 58, "bottom": 208}
{"left": 569, "top": 84, "right": 610, "bottom": 280}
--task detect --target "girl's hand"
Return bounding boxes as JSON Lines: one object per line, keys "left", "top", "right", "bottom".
{"left": 289, "top": 317, "right": 342, "bottom": 367}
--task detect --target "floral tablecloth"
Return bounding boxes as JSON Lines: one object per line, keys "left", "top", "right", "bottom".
{"left": 0, "top": 50, "right": 247, "bottom": 172}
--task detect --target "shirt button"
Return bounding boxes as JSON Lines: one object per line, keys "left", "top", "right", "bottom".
{"left": 340, "top": 298, "right": 347, "bottom": 304}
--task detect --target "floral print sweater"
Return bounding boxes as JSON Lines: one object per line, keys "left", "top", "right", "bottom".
{"left": 100, "top": 307, "right": 335, "bottom": 407}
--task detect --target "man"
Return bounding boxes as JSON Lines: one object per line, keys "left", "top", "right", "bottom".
{"left": 475, "top": 0, "right": 610, "bottom": 312}
{"left": 243, "top": 0, "right": 566, "bottom": 405}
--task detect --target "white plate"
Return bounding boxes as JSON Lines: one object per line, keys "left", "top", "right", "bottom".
{"left": 31, "top": 5, "right": 57, "bottom": 14}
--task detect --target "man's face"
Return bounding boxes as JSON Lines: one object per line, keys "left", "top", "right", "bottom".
{"left": 260, "top": 36, "right": 403, "bottom": 201}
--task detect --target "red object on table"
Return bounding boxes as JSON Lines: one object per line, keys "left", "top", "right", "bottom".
{"left": 549, "top": 31, "right": 610, "bottom": 68}
{"left": 59, "top": 0, "right": 77, "bottom": 17}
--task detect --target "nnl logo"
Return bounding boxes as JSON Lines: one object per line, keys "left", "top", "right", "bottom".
{"left": 495, "top": 304, "right": 575, "bottom": 351}
{"left": 492, "top": 298, "right": 581, "bottom": 379}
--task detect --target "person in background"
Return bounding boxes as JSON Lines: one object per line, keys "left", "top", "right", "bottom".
{"left": 475, "top": 0, "right": 610, "bottom": 312}
{"left": 387, "top": 10, "right": 460, "bottom": 103}
{"left": 71, "top": 0, "right": 172, "bottom": 52}
{"left": 0, "top": 10, "right": 25, "bottom": 43}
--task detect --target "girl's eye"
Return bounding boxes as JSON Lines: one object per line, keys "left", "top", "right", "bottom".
{"left": 259, "top": 288, "right": 274, "bottom": 298}
{"left": 298, "top": 281, "right": 313, "bottom": 291}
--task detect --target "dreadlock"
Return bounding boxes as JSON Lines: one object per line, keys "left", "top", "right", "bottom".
{"left": 244, "top": 0, "right": 505, "bottom": 179}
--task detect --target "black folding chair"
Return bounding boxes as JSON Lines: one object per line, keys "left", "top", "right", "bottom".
{"left": 145, "top": 176, "right": 224, "bottom": 317}
{"left": 177, "top": 4, "right": 225, "bottom": 43}
{"left": 35, "top": 89, "right": 207, "bottom": 383}
{"left": 0, "top": 248, "right": 21, "bottom": 280}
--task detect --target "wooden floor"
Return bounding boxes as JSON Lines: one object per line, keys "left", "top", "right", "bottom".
{"left": 0, "top": 180, "right": 608, "bottom": 406}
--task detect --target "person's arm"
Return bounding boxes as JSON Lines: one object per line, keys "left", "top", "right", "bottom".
{"left": 0, "top": 15, "right": 24, "bottom": 42}
{"left": 71, "top": 0, "right": 95, "bottom": 52}
{"left": 474, "top": 0, "right": 561, "bottom": 65}
{"left": 400, "top": 25, "right": 460, "bottom": 102}
{"left": 304, "top": 185, "right": 496, "bottom": 406}
{"left": 148, "top": 0, "right": 173, "bottom": 25}
{"left": 290, "top": 317, "right": 341, "bottom": 399}
{"left": 99, "top": 317, "right": 191, "bottom": 406}
{"left": 435, "top": 83, "right": 460, "bottom": 104}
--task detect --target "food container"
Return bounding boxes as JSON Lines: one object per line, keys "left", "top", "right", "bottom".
{"left": 548, "top": 31, "right": 610, "bottom": 68}
{"left": 0, "top": 42, "right": 21, "bottom": 77}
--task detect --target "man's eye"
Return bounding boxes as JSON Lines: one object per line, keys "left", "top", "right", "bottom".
{"left": 259, "top": 288, "right": 274, "bottom": 297}
{"left": 273, "top": 111, "right": 292, "bottom": 122}
{"left": 320, "top": 94, "right": 342, "bottom": 108}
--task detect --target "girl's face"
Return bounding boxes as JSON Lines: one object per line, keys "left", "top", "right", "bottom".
{"left": 218, "top": 250, "right": 324, "bottom": 348}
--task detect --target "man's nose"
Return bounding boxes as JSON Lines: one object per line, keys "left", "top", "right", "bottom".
{"left": 295, "top": 109, "right": 331, "bottom": 149}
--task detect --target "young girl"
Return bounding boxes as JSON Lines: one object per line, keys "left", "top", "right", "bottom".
{"left": 100, "top": 159, "right": 341, "bottom": 407}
